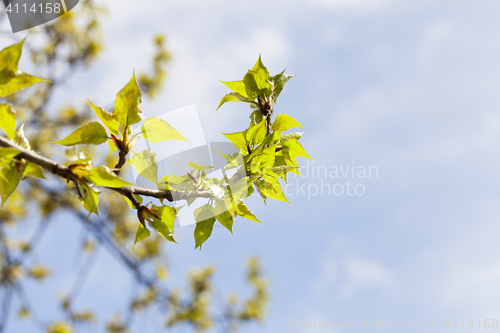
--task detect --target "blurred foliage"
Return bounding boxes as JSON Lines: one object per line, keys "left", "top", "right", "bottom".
{"left": 0, "top": 1, "right": 269, "bottom": 332}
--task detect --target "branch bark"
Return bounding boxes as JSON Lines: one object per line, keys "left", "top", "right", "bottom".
{"left": 0, "top": 136, "right": 212, "bottom": 203}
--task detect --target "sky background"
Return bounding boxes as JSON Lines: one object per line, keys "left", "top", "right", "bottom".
{"left": 3, "top": 0, "right": 500, "bottom": 332}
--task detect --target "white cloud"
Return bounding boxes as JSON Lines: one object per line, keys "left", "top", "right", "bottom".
{"left": 340, "top": 256, "right": 395, "bottom": 299}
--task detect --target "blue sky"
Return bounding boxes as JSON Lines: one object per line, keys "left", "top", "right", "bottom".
{"left": 4, "top": 0, "right": 500, "bottom": 332}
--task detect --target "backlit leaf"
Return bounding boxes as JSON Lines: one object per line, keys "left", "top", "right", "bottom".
{"left": 0, "top": 160, "right": 26, "bottom": 206}
{"left": 134, "top": 223, "right": 151, "bottom": 247}
{"left": 52, "top": 122, "right": 108, "bottom": 146}
{"left": 112, "top": 72, "right": 143, "bottom": 127}
{"left": 129, "top": 149, "right": 157, "bottom": 184}
{"left": 222, "top": 131, "right": 247, "bottom": 153}
{"left": 236, "top": 201, "right": 261, "bottom": 223}
{"left": 88, "top": 100, "right": 120, "bottom": 135}
{"left": 214, "top": 200, "right": 234, "bottom": 233}
{"left": 0, "top": 40, "right": 50, "bottom": 98}
{"left": 220, "top": 80, "right": 249, "bottom": 98}
{"left": 0, "top": 104, "right": 15, "bottom": 139}
{"left": 142, "top": 117, "right": 188, "bottom": 143}
{"left": 272, "top": 114, "right": 303, "bottom": 133}
{"left": 194, "top": 204, "right": 216, "bottom": 249}
{"left": 88, "top": 166, "right": 131, "bottom": 188}
{"left": 270, "top": 71, "right": 293, "bottom": 103}
{"left": 255, "top": 178, "right": 290, "bottom": 204}
{"left": 24, "top": 163, "right": 46, "bottom": 179}
{"left": 217, "top": 92, "right": 255, "bottom": 110}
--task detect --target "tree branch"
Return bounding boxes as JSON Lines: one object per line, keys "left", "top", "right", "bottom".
{"left": 0, "top": 136, "right": 212, "bottom": 203}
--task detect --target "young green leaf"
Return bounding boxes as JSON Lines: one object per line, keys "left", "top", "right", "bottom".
{"left": 255, "top": 178, "right": 290, "bottom": 204}
{"left": 284, "top": 139, "right": 312, "bottom": 159}
{"left": 242, "top": 70, "right": 272, "bottom": 100}
{"left": 220, "top": 80, "right": 249, "bottom": 98}
{"left": 270, "top": 71, "right": 293, "bottom": 103}
{"left": 14, "top": 124, "right": 30, "bottom": 150}
{"left": 129, "top": 149, "right": 158, "bottom": 184}
{"left": 236, "top": 201, "right": 261, "bottom": 223}
{"left": 24, "top": 163, "right": 46, "bottom": 179}
{"left": 249, "top": 110, "right": 265, "bottom": 128}
{"left": 246, "top": 116, "right": 267, "bottom": 146}
{"left": 88, "top": 100, "right": 120, "bottom": 136}
{"left": 187, "top": 161, "right": 214, "bottom": 171}
{"left": 88, "top": 166, "right": 131, "bottom": 188}
{"left": 272, "top": 114, "right": 303, "bottom": 133}
{"left": 134, "top": 223, "right": 151, "bottom": 247}
{"left": 0, "top": 73, "right": 51, "bottom": 98}
{"left": 194, "top": 204, "right": 216, "bottom": 249}
{"left": 217, "top": 92, "right": 255, "bottom": 110}
{"left": 155, "top": 205, "right": 176, "bottom": 232}
{"left": 252, "top": 55, "right": 270, "bottom": 76}
{"left": 142, "top": 117, "right": 188, "bottom": 143}
{"left": 0, "top": 160, "right": 26, "bottom": 206}
{"left": 0, "top": 104, "right": 15, "bottom": 139}
{"left": 112, "top": 73, "right": 143, "bottom": 127}
{"left": 222, "top": 131, "right": 248, "bottom": 153}
{"left": 0, "top": 147, "right": 20, "bottom": 159}
{"left": 0, "top": 40, "right": 50, "bottom": 98}
{"left": 214, "top": 200, "right": 234, "bottom": 233}
{"left": 79, "top": 183, "right": 99, "bottom": 221}
{"left": 52, "top": 122, "right": 108, "bottom": 146}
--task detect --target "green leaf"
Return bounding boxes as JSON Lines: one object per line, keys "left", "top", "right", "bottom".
{"left": 249, "top": 110, "right": 265, "bottom": 128}
{"left": 156, "top": 205, "right": 176, "bottom": 232}
{"left": 79, "top": 183, "right": 99, "bottom": 221}
{"left": 142, "top": 117, "right": 188, "bottom": 143}
{"left": 88, "top": 166, "right": 131, "bottom": 188}
{"left": 24, "top": 163, "right": 46, "bottom": 179}
{"left": 149, "top": 205, "right": 177, "bottom": 243}
{"left": 0, "top": 147, "right": 20, "bottom": 160}
{"left": 270, "top": 71, "right": 293, "bottom": 103}
{"left": 251, "top": 55, "right": 270, "bottom": 76}
{"left": 107, "top": 139, "right": 117, "bottom": 156}
{"left": 222, "top": 131, "right": 247, "bottom": 153}
{"left": 0, "top": 160, "right": 26, "bottom": 206}
{"left": 243, "top": 70, "right": 272, "bottom": 99}
{"left": 214, "top": 200, "right": 234, "bottom": 233}
{"left": 284, "top": 139, "right": 312, "bottom": 159}
{"left": 0, "top": 73, "right": 50, "bottom": 98}
{"left": 220, "top": 80, "right": 249, "bottom": 98}
{"left": 255, "top": 178, "right": 290, "bottom": 204}
{"left": 0, "top": 104, "right": 15, "bottom": 139}
{"left": 0, "top": 39, "right": 24, "bottom": 72}
{"left": 0, "top": 40, "right": 50, "bottom": 98}
{"left": 217, "top": 92, "right": 255, "bottom": 110}
{"left": 134, "top": 223, "right": 151, "bottom": 247}
{"left": 246, "top": 116, "right": 267, "bottom": 146}
{"left": 129, "top": 149, "right": 157, "bottom": 184}
{"left": 278, "top": 132, "right": 303, "bottom": 145}
{"left": 187, "top": 161, "right": 214, "bottom": 171}
{"left": 194, "top": 204, "right": 216, "bottom": 249}
{"left": 272, "top": 114, "right": 303, "bottom": 133}
{"left": 88, "top": 100, "right": 120, "bottom": 136}
{"left": 14, "top": 124, "right": 30, "bottom": 150}
{"left": 112, "top": 72, "right": 143, "bottom": 127}
{"left": 52, "top": 122, "right": 108, "bottom": 146}
{"left": 236, "top": 201, "right": 261, "bottom": 223}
